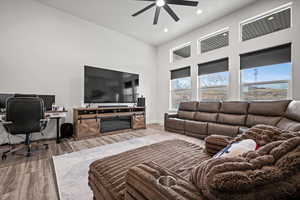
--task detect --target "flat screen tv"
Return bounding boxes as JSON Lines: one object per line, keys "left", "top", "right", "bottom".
{"left": 84, "top": 66, "right": 139, "bottom": 103}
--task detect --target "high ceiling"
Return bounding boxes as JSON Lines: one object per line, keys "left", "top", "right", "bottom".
{"left": 36, "top": 0, "right": 258, "bottom": 46}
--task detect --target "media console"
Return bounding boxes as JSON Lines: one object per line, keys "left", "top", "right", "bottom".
{"left": 73, "top": 107, "right": 146, "bottom": 140}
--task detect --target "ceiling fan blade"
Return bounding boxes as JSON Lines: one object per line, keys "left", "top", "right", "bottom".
{"left": 132, "top": 3, "right": 156, "bottom": 17}
{"left": 167, "top": 0, "right": 199, "bottom": 7}
{"left": 153, "top": 6, "right": 161, "bottom": 25}
{"left": 163, "top": 4, "right": 179, "bottom": 22}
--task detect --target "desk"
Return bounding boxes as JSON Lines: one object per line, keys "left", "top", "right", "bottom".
{"left": 45, "top": 111, "right": 67, "bottom": 143}
{"left": 0, "top": 111, "right": 67, "bottom": 144}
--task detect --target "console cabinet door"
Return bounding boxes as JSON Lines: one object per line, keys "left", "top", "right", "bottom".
{"left": 77, "top": 118, "right": 100, "bottom": 138}
{"left": 132, "top": 115, "right": 146, "bottom": 129}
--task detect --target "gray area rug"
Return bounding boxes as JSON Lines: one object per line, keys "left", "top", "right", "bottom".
{"left": 52, "top": 131, "right": 203, "bottom": 200}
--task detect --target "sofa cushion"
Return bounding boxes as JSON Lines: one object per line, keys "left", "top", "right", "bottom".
{"left": 178, "top": 111, "right": 195, "bottom": 120}
{"left": 285, "top": 100, "right": 300, "bottom": 121}
{"left": 246, "top": 114, "right": 281, "bottom": 127}
{"left": 208, "top": 123, "right": 240, "bottom": 137}
{"left": 185, "top": 120, "right": 207, "bottom": 137}
{"left": 194, "top": 112, "right": 218, "bottom": 122}
{"left": 248, "top": 100, "right": 291, "bottom": 116}
{"left": 179, "top": 101, "right": 198, "bottom": 111}
{"left": 165, "top": 118, "right": 184, "bottom": 131}
{"left": 217, "top": 113, "right": 246, "bottom": 126}
{"left": 277, "top": 117, "right": 300, "bottom": 132}
{"left": 197, "top": 102, "right": 220, "bottom": 112}
{"left": 220, "top": 101, "right": 248, "bottom": 114}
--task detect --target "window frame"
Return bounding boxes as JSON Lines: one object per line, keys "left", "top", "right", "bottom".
{"left": 239, "top": 2, "right": 293, "bottom": 42}
{"left": 239, "top": 44, "right": 292, "bottom": 100}
{"left": 197, "top": 27, "right": 229, "bottom": 55}
{"left": 169, "top": 66, "right": 192, "bottom": 111}
{"left": 169, "top": 42, "right": 192, "bottom": 63}
{"left": 197, "top": 58, "right": 229, "bottom": 101}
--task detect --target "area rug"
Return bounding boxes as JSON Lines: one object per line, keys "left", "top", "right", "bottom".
{"left": 52, "top": 131, "right": 203, "bottom": 200}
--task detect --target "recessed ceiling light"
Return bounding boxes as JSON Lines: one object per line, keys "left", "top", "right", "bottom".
{"left": 156, "top": 0, "right": 165, "bottom": 7}
{"left": 268, "top": 16, "right": 274, "bottom": 21}
{"left": 196, "top": 9, "right": 203, "bottom": 15}
{"left": 164, "top": 28, "right": 168, "bottom": 33}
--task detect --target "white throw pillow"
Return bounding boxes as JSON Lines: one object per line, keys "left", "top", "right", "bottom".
{"left": 214, "top": 139, "right": 257, "bottom": 158}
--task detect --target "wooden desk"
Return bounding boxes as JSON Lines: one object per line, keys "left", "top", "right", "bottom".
{"left": 45, "top": 111, "right": 68, "bottom": 143}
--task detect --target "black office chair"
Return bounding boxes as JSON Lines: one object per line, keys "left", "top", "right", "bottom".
{"left": 1, "top": 97, "right": 49, "bottom": 159}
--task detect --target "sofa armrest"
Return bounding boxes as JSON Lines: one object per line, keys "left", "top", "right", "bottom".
{"left": 205, "top": 135, "right": 233, "bottom": 156}
{"left": 125, "top": 162, "right": 206, "bottom": 200}
{"left": 165, "top": 113, "right": 178, "bottom": 120}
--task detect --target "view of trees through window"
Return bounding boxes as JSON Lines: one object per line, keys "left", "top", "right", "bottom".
{"left": 241, "top": 63, "right": 291, "bottom": 100}
{"left": 198, "top": 71, "right": 228, "bottom": 101}
{"left": 170, "top": 77, "right": 192, "bottom": 109}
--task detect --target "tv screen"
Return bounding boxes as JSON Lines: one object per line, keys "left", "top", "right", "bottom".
{"left": 84, "top": 66, "right": 139, "bottom": 103}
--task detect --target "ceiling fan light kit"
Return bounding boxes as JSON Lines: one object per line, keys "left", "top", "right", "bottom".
{"left": 132, "top": 0, "right": 199, "bottom": 25}
{"left": 156, "top": 0, "right": 165, "bottom": 7}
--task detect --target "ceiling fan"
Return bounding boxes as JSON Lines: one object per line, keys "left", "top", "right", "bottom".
{"left": 132, "top": 0, "right": 199, "bottom": 25}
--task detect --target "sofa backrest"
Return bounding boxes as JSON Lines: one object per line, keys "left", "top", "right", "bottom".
{"left": 178, "top": 101, "right": 198, "bottom": 120}
{"left": 194, "top": 102, "right": 220, "bottom": 122}
{"left": 218, "top": 101, "right": 248, "bottom": 126}
{"left": 246, "top": 100, "right": 291, "bottom": 127}
{"left": 177, "top": 100, "right": 300, "bottom": 131}
{"left": 277, "top": 100, "right": 300, "bottom": 131}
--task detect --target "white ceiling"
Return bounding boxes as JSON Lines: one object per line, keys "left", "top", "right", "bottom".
{"left": 36, "top": 0, "right": 258, "bottom": 46}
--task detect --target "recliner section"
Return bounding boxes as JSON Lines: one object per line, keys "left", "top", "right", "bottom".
{"left": 165, "top": 100, "right": 300, "bottom": 138}
{"left": 277, "top": 101, "right": 300, "bottom": 131}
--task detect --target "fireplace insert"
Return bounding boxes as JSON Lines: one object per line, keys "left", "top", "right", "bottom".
{"left": 100, "top": 116, "right": 132, "bottom": 133}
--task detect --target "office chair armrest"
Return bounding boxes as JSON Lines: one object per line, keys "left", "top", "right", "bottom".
{"left": 1, "top": 121, "right": 13, "bottom": 125}
{"left": 0, "top": 120, "right": 13, "bottom": 133}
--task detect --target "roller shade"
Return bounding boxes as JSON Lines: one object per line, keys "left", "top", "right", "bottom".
{"left": 171, "top": 66, "right": 191, "bottom": 80}
{"left": 198, "top": 58, "right": 228, "bottom": 75}
{"left": 240, "top": 44, "right": 291, "bottom": 69}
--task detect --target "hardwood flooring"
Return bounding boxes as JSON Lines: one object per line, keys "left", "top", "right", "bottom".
{"left": 0, "top": 125, "right": 203, "bottom": 200}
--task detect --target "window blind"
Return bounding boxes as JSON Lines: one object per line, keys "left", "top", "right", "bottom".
{"left": 240, "top": 43, "right": 291, "bottom": 69}
{"left": 198, "top": 58, "right": 228, "bottom": 76}
{"left": 171, "top": 66, "right": 191, "bottom": 80}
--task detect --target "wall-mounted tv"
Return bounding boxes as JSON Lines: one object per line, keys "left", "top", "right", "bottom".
{"left": 84, "top": 66, "right": 139, "bottom": 103}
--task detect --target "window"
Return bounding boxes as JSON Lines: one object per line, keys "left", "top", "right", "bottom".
{"left": 199, "top": 28, "right": 229, "bottom": 54}
{"left": 170, "top": 67, "right": 192, "bottom": 110}
{"left": 240, "top": 3, "right": 291, "bottom": 41}
{"left": 240, "top": 44, "right": 291, "bottom": 100}
{"left": 198, "top": 58, "right": 229, "bottom": 101}
{"left": 171, "top": 43, "right": 191, "bottom": 63}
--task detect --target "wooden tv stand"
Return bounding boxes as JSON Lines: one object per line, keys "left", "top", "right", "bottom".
{"left": 73, "top": 107, "right": 146, "bottom": 140}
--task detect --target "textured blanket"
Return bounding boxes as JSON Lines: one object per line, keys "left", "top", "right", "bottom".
{"left": 191, "top": 136, "right": 300, "bottom": 200}
{"left": 233, "top": 124, "right": 300, "bottom": 146}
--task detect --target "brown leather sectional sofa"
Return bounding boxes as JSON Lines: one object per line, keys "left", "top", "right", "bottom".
{"left": 165, "top": 100, "right": 300, "bottom": 138}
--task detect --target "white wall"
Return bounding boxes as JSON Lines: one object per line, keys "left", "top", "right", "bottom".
{"left": 0, "top": 0, "right": 158, "bottom": 144}
{"left": 156, "top": 0, "right": 300, "bottom": 123}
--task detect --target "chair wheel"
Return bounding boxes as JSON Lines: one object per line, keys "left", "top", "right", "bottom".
{"left": 2, "top": 154, "right": 7, "bottom": 160}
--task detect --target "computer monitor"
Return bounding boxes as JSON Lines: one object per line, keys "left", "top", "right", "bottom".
{"left": 0, "top": 93, "right": 55, "bottom": 111}
{"left": 38, "top": 95, "right": 55, "bottom": 111}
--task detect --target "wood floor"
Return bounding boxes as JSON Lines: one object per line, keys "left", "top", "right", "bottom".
{"left": 0, "top": 125, "right": 203, "bottom": 200}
